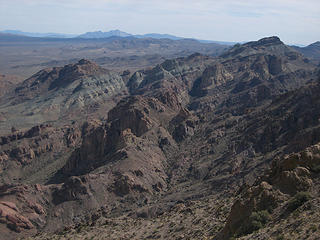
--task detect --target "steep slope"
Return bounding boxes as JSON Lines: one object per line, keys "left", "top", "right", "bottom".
{"left": 0, "top": 36, "right": 319, "bottom": 239}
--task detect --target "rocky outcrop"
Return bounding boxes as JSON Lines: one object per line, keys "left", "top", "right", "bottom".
{"left": 0, "top": 125, "right": 54, "bottom": 166}
{"left": 52, "top": 176, "right": 90, "bottom": 204}
{"left": 0, "top": 184, "right": 48, "bottom": 238}
{"left": 190, "top": 63, "right": 233, "bottom": 97}
{"left": 220, "top": 181, "right": 284, "bottom": 239}
{"left": 0, "top": 124, "right": 50, "bottom": 146}
{"left": 0, "top": 201, "right": 34, "bottom": 232}
{"left": 269, "top": 143, "right": 320, "bottom": 194}
{"left": 111, "top": 173, "right": 149, "bottom": 197}
{"left": 107, "top": 96, "right": 154, "bottom": 137}
{"left": 62, "top": 121, "right": 107, "bottom": 176}
{"left": 170, "top": 108, "right": 198, "bottom": 142}
{"left": 127, "top": 70, "right": 146, "bottom": 93}
{"left": 219, "top": 142, "right": 320, "bottom": 239}
{"left": 0, "top": 124, "right": 82, "bottom": 185}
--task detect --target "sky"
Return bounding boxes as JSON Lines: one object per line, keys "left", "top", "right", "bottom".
{"left": 0, "top": 0, "right": 319, "bottom": 45}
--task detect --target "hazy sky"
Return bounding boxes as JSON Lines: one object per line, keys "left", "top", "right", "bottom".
{"left": 0, "top": 0, "right": 319, "bottom": 45}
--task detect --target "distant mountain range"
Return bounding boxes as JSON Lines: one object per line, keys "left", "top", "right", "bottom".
{"left": 1, "top": 30, "right": 319, "bottom": 65}
{"left": 0, "top": 30, "right": 77, "bottom": 38}
{"left": 0, "top": 29, "right": 236, "bottom": 45}
{"left": 77, "top": 30, "right": 132, "bottom": 38}
{"left": 77, "top": 30, "right": 183, "bottom": 40}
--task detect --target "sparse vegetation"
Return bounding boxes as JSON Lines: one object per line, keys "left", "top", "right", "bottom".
{"left": 309, "top": 224, "right": 317, "bottom": 233}
{"left": 238, "top": 210, "right": 271, "bottom": 236}
{"left": 276, "top": 234, "right": 285, "bottom": 240}
{"left": 287, "top": 192, "right": 312, "bottom": 212}
{"left": 311, "top": 164, "right": 320, "bottom": 173}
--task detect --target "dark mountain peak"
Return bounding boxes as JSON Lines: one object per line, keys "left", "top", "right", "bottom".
{"left": 14, "top": 59, "right": 109, "bottom": 99}
{"left": 221, "top": 36, "right": 299, "bottom": 59}
{"left": 58, "top": 59, "right": 109, "bottom": 80}
{"left": 72, "top": 58, "right": 106, "bottom": 74}
{"left": 236, "top": 36, "right": 284, "bottom": 52}
{"left": 48, "top": 59, "right": 111, "bottom": 90}
{"left": 77, "top": 58, "right": 93, "bottom": 65}
{"left": 238, "top": 36, "right": 284, "bottom": 50}
{"left": 254, "top": 36, "right": 283, "bottom": 46}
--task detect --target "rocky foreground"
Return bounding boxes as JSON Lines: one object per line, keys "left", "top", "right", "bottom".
{"left": 0, "top": 36, "right": 320, "bottom": 239}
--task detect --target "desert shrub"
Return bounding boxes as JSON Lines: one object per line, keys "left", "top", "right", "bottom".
{"left": 309, "top": 224, "right": 317, "bottom": 233}
{"left": 287, "top": 192, "right": 312, "bottom": 212}
{"left": 311, "top": 164, "right": 320, "bottom": 173}
{"left": 276, "top": 235, "right": 285, "bottom": 240}
{"left": 238, "top": 210, "right": 271, "bottom": 236}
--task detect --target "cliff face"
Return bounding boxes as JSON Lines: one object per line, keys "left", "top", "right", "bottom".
{"left": 0, "top": 36, "right": 320, "bottom": 239}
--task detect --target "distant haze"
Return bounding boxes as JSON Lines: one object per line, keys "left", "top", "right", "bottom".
{"left": 0, "top": 0, "right": 319, "bottom": 45}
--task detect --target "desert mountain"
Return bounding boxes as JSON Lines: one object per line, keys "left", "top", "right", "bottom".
{"left": 77, "top": 30, "right": 185, "bottom": 41}
{"left": 294, "top": 41, "right": 320, "bottom": 61}
{"left": 0, "top": 59, "right": 127, "bottom": 134}
{"left": 221, "top": 36, "right": 301, "bottom": 59}
{"left": 135, "top": 33, "right": 182, "bottom": 40}
{"left": 0, "top": 36, "right": 319, "bottom": 239}
{"left": 1, "top": 29, "right": 235, "bottom": 45}
{"left": 65, "top": 29, "right": 235, "bottom": 45}
{"left": 77, "top": 30, "right": 132, "bottom": 38}
{"left": 0, "top": 30, "right": 77, "bottom": 38}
